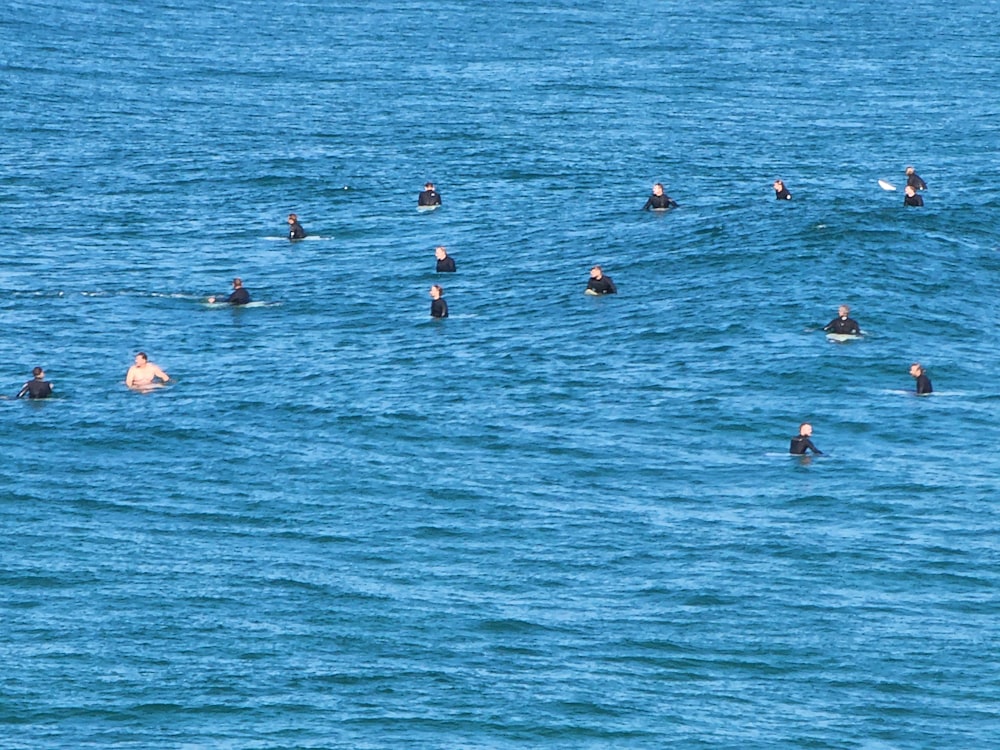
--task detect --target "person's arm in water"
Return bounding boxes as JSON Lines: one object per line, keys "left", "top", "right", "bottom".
{"left": 822, "top": 317, "right": 838, "bottom": 332}
{"left": 605, "top": 277, "right": 617, "bottom": 294}
{"left": 16, "top": 382, "right": 30, "bottom": 399}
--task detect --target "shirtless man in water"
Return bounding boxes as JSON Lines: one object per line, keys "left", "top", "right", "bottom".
{"left": 125, "top": 352, "right": 170, "bottom": 389}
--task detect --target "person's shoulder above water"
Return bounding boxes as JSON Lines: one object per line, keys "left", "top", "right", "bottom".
{"left": 287, "top": 213, "right": 307, "bottom": 240}
{"left": 418, "top": 182, "right": 442, "bottom": 206}
{"left": 789, "top": 422, "right": 823, "bottom": 455}
{"left": 17, "top": 367, "right": 53, "bottom": 399}
{"left": 773, "top": 179, "right": 792, "bottom": 200}
{"left": 586, "top": 265, "right": 617, "bottom": 295}
{"left": 642, "top": 182, "right": 678, "bottom": 210}
{"left": 434, "top": 246, "right": 455, "bottom": 272}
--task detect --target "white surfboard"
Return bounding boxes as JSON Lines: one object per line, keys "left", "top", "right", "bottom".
{"left": 584, "top": 288, "right": 601, "bottom": 296}
{"left": 826, "top": 332, "right": 862, "bottom": 343}
{"left": 878, "top": 179, "right": 897, "bottom": 191}
{"left": 417, "top": 205, "right": 440, "bottom": 213}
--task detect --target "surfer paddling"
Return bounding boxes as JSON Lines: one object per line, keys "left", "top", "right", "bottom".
{"left": 642, "top": 183, "right": 678, "bottom": 210}
{"left": 823, "top": 305, "right": 861, "bottom": 336}
{"left": 789, "top": 423, "right": 823, "bottom": 455}
{"left": 125, "top": 352, "right": 170, "bottom": 390}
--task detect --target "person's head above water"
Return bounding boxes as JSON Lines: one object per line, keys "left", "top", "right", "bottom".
{"left": 904, "top": 185, "right": 917, "bottom": 197}
{"left": 32, "top": 366, "right": 44, "bottom": 378}
{"left": 424, "top": 182, "right": 435, "bottom": 190}
{"left": 590, "top": 265, "right": 604, "bottom": 279}
{"left": 288, "top": 213, "right": 298, "bottom": 224}
{"left": 429, "top": 284, "right": 443, "bottom": 299}
{"left": 773, "top": 179, "right": 785, "bottom": 190}
{"left": 799, "top": 422, "right": 813, "bottom": 437}
{"left": 232, "top": 277, "right": 243, "bottom": 288}
{"left": 838, "top": 305, "right": 850, "bottom": 317}
{"left": 434, "top": 246, "right": 448, "bottom": 260}
{"left": 651, "top": 183, "right": 664, "bottom": 196}
{"left": 909, "top": 362, "right": 925, "bottom": 377}
{"left": 905, "top": 166, "right": 915, "bottom": 175}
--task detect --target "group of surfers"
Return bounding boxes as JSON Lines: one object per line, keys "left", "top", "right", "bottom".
{"left": 13, "top": 174, "right": 938, "bottom": 452}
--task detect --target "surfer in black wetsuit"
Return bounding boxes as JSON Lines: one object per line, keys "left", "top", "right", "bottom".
{"left": 905, "top": 166, "right": 927, "bottom": 191}
{"left": 642, "top": 183, "right": 678, "bottom": 210}
{"left": 903, "top": 186, "right": 924, "bottom": 207}
{"left": 288, "top": 213, "right": 307, "bottom": 240}
{"left": 209, "top": 277, "right": 250, "bottom": 305}
{"left": 429, "top": 285, "right": 448, "bottom": 318}
{"left": 823, "top": 305, "right": 861, "bottom": 335}
{"left": 435, "top": 246, "right": 456, "bottom": 272}
{"left": 773, "top": 179, "right": 792, "bottom": 200}
{"left": 418, "top": 182, "right": 442, "bottom": 207}
{"left": 16, "top": 367, "right": 53, "bottom": 399}
{"left": 909, "top": 363, "right": 932, "bottom": 395}
{"left": 587, "top": 265, "right": 617, "bottom": 295}
{"left": 789, "top": 423, "right": 822, "bottom": 455}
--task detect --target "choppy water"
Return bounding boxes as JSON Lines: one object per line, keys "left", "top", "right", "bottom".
{"left": 2, "top": 1, "right": 999, "bottom": 747}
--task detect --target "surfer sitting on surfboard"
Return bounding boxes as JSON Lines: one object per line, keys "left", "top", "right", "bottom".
{"left": 126, "top": 352, "right": 170, "bottom": 390}
{"left": 642, "top": 183, "right": 678, "bottom": 210}
{"left": 429, "top": 285, "right": 448, "bottom": 318}
{"left": 903, "top": 186, "right": 924, "bottom": 207}
{"left": 418, "top": 182, "right": 442, "bottom": 207}
{"left": 208, "top": 277, "right": 250, "bottom": 305}
{"left": 435, "top": 246, "right": 456, "bottom": 273}
{"left": 909, "top": 363, "right": 932, "bottom": 395}
{"left": 905, "top": 166, "right": 927, "bottom": 191}
{"left": 587, "top": 265, "right": 617, "bottom": 295}
{"left": 288, "top": 213, "right": 307, "bottom": 240}
{"left": 790, "top": 423, "right": 823, "bottom": 455}
{"left": 823, "top": 305, "right": 860, "bottom": 336}
{"left": 773, "top": 179, "right": 792, "bottom": 200}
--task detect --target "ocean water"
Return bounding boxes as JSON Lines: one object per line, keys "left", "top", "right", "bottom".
{"left": 2, "top": 1, "right": 999, "bottom": 747}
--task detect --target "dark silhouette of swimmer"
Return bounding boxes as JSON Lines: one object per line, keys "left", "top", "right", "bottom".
{"left": 288, "top": 213, "right": 307, "bottom": 240}
{"left": 903, "top": 186, "right": 924, "bottom": 207}
{"left": 17, "top": 367, "right": 53, "bottom": 399}
{"left": 773, "top": 179, "right": 792, "bottom": 200}
{"left": 789, "top": 423, "right": 823, "bottom": 455}
{"left": 910, "top": 363, "right": 932, "bottom": 395}
{"left": 209, "top": 278, "right": 250, "bottom": 305}
{"left": 418, "top": 182, "right": 442, "bottom": 207}
{"left": 905, "top": 166, "right": 927, "bottom": 191}
{"left": 587, "top": 265, "right": 617, "bottom": 295}
{"left": 823, "top": 305, "right": 861, "bottom": 335}
{"left": 429, "top": 284, "right": 448, "bottom": 318}
{"left": 435, "top": 246, "right": 456, "bottom": 272}
{"left": 642, "top": 182, "right": 678, "bottom": 210}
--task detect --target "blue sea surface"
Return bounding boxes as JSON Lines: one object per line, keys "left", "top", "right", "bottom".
{"left": 2, "top": 1, "right": 999, "bottom": 747}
